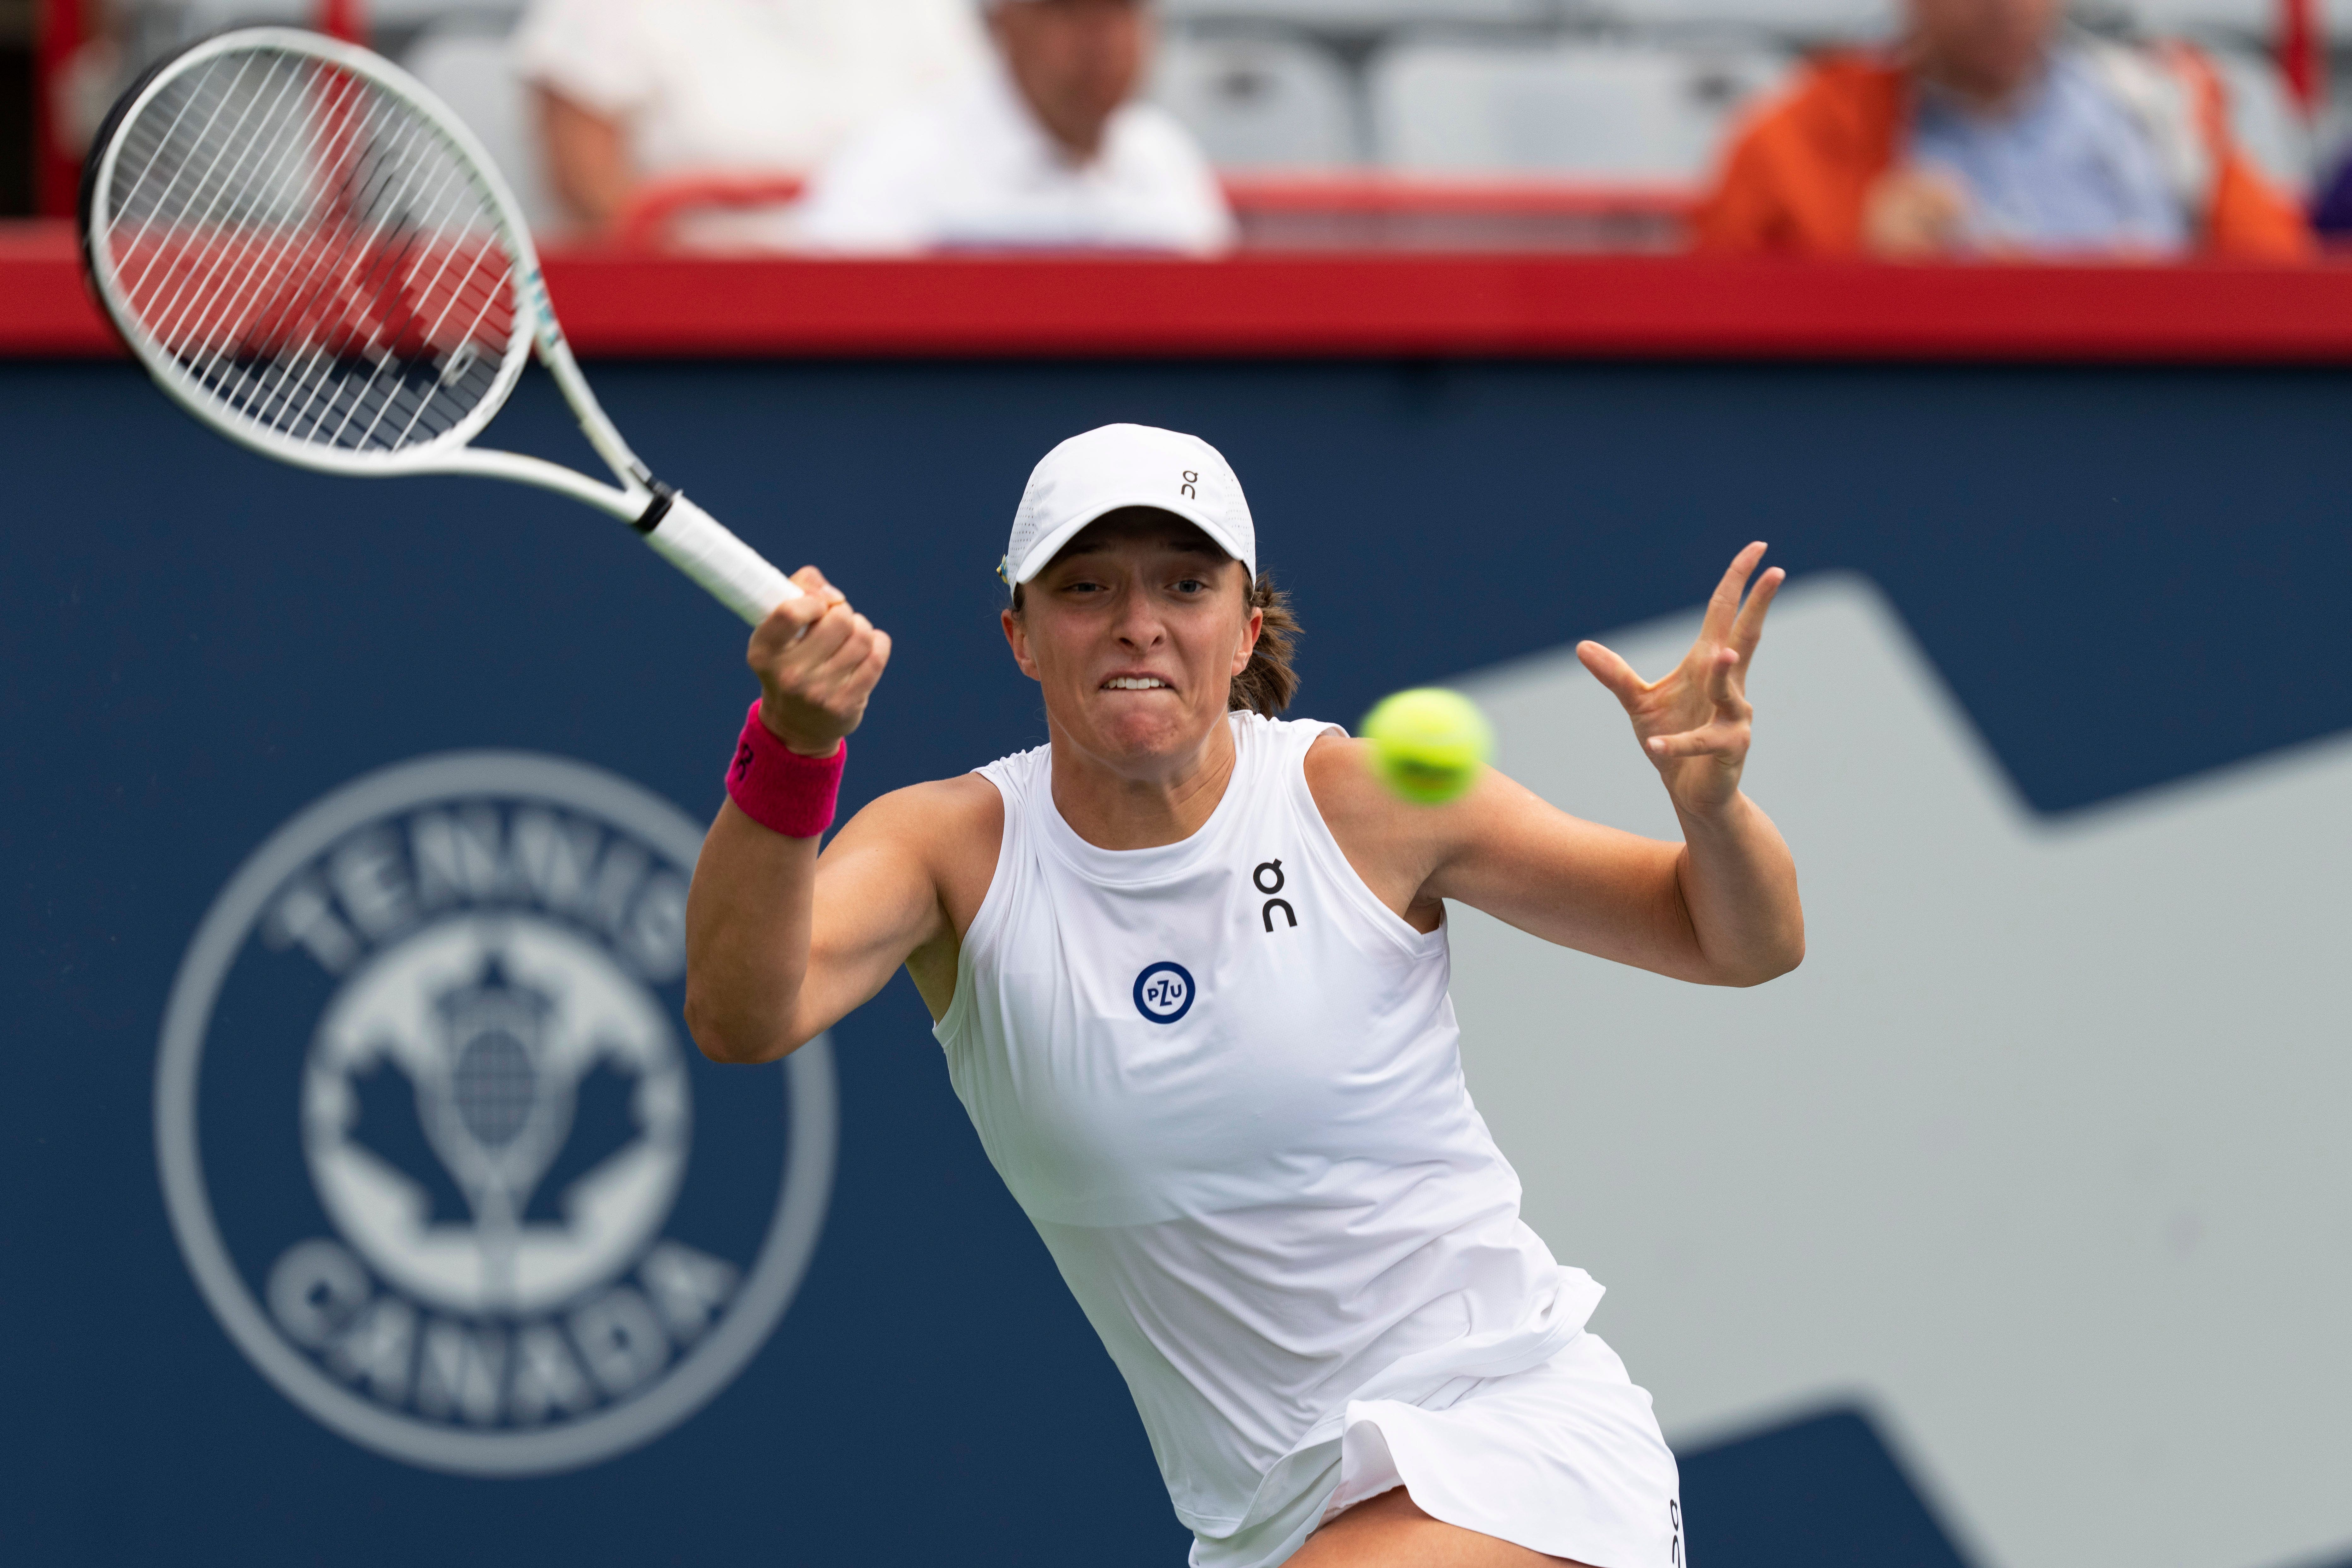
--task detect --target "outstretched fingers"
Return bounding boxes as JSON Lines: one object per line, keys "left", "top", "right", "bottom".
{"left": 1577, "top": 640, "right": 1651, "bottom": 710}
{"left": 1666, "top": 645, "right": 1753, "bottom": 763}
{"left": 1703, "top": 642, "right": 1747, "bottom": 712}
{"left": 1699, "top": 541, "right": 1769, "bottom": 645}
{"left": 1729, "top": 562, "right": 1786, "bottom": 663}
{"left": 1647, "top": 721, "right": 1745, "bottom": 760}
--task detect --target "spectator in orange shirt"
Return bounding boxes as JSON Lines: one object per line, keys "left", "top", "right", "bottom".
{"left": 1694, "top": 0, "right": 2311, "bottom": 259}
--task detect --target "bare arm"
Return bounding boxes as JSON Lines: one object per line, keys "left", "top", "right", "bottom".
{"left": 684, "top": 566, "right": 943, "bottom": 1065}
{"left": 536, "top": 86, "right": 634, "bottom": 232}
{"left": 1565, "top": 542, "right": 1802, "bottom": 983}
{"left": 1310, "top": 543, "right": 1803, "bottom": 987}
{"left": 687, "top": 777, "right": 997, "bottom": 1064}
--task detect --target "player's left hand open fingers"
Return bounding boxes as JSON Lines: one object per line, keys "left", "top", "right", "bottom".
{"left": 1703, "top": 643, "right": 1754, "bottom": 716}
{"left": 1647, "top": 720, "right": 1749, "bottom": 761}
{"left": 1576, "top": 640, "right": 1651, "bottom": 709}
{"left": 1729, "top": 561, "right": 1786, "bottom": 664}
{"left": 1699, "top": 542, "right": 1768, "bottom": 645}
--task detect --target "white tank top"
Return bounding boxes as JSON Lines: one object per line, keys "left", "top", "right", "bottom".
{"left": 934, "top": 712, "right": 1603, "bottom": 1558}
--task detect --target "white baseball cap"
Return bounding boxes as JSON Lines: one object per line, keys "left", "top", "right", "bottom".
{"left": 1003, "top": 424, "right": 1255, "bottom": 586}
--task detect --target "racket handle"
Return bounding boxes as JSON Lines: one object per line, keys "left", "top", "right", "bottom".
{"left": 640, "top": 492, "right": 804, "bottom": 626}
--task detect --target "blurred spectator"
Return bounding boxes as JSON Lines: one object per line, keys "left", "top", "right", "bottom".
{"left": 1695, "top": 0, "right": 2311, "bottom": 259}
{"left": 514, "top": 0, "right": 990, "bottom": 235}
{"left": 793, "top": 0, "right": 1234, "bottom": 255}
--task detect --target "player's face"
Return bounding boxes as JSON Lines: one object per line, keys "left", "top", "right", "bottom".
{"left": 1006, "top": 510, "right": 1260, "bottom": 775}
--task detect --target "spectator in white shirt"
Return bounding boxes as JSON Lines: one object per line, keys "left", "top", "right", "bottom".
{"left": 514, "top": 0, "right": 990, "bottom": 235}
{"left": 794, "top": 0, "right": 1235, "bottom": 256}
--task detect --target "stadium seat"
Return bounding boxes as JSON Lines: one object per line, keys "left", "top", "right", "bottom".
{"left": 2119, "top": 0, "right": 2274, "bottom": 33}
{"left": 1153, "top": 32, "right": 1363, "bottom": 167}
{"left": 1598, "top": 0, "right": 1890, "bottom": 39}
{"left": 1367, "top": 38, "right": 1791, "bottom": 179}
{"left": 401, "top": 24, "right": 562, "bottom": 232}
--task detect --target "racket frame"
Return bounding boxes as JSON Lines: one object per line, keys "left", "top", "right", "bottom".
{"left": 81, "top": 27, "right": 802, "bottom": 621}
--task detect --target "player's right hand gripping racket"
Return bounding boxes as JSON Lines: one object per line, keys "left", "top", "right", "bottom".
{"left": 79, "top": 26, "right": 802, "bottom": 625}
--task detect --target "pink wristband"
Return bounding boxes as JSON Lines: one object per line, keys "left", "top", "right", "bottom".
{"left": 726, "top": 699, "right": 845, "bottom": 838}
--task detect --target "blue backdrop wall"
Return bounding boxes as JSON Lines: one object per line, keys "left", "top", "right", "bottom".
{"left": 4, "top": 357, "right": 2346, "bottom": 1568}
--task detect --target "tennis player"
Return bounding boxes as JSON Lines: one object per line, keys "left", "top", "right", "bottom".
{"left": 685, "top": 424, "right": 1803, "bottom": 1567}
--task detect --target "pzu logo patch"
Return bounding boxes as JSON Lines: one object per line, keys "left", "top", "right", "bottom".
{"left": 156, "top": 752, "right": 838, "bottom": 1476}
{"left": 1133, "top": 961, "right": 1196, "bottom": 1024}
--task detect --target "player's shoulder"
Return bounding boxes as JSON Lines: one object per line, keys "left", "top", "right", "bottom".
{"left": 1301, "top": 729, "right": 1394, "bottom": 824}
{"left": 1302, "top": 726, "right": 1369, "bottom": 775}
{"left": 821, "top": 773, "right": 1002, "bottom": 935}
{"left": 849, "top": 771, "right": 1004, "bottom": 844}
{"left": 1302, "top": 725, "right": 1486, "bottom": 844}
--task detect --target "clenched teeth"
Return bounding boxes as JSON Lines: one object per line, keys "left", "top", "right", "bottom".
{"left": 1103, "top": 677, "right": 1170, "bottom": 690}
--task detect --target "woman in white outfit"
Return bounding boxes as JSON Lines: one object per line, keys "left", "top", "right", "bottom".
{"left": 685, "top": 424, "right": 1804, "bottom": 1566}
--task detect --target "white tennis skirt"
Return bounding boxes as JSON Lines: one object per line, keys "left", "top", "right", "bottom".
{"left": 1316, "top": 1331, "right": 1682, "bottom": 1567}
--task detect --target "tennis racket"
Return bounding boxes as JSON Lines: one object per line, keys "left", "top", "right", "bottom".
{"left": 78, "top": 26, "right": 800, "bottom": 626}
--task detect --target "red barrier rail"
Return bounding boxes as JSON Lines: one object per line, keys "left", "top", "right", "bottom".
{"left": 14, "top": 221, "right": 2352, "bottom": 363}
{"left": 616, "top": 172, "right": 1694, "bottom": 253}
{"left": 1222, "top": 175, "right": 1696, "bottom": 218}
{"left": 1223, "top": 175, "right": 1693, "bottom": 252}
{"left": 619, "top": 175, "right": 806, "bottom": 251}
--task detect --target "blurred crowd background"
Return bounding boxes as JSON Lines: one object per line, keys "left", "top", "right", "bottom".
{"left": 9, "top": 0, "right": 2346, "bottom": 259}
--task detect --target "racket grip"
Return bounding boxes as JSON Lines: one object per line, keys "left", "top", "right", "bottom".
{"left": 640, "top": 492, "right": 804, "bottom": 626}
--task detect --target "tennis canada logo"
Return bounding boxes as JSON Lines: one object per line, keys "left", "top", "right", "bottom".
{"left": 155, "top": 752, "right": 837, "bottom": 1476}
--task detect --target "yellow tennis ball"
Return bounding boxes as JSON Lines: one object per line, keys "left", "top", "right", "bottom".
{"left": 1362, "top": 688, "right": 1493, "bottom": 805}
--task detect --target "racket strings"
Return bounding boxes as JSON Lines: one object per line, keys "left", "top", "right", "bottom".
{"left": 226, "top": 90, "right": 475, "bottom": 444}
{"left": 98, "top": 44, "right": 521, "bottom": 457}
{"left": 216, "top": 66, "right": 511, "bottom": 449}
{"left": 127, "top": 55, "right": 511, "bottom": 440}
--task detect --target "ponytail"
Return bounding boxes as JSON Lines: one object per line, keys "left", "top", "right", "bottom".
{"left": 1229, "top": 573, "right": 1299, "bottom": 717}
